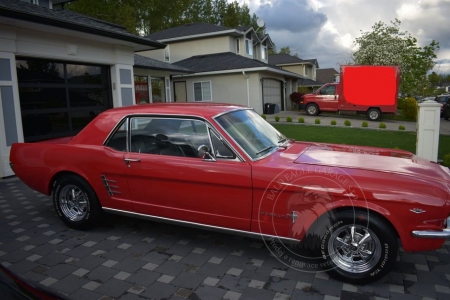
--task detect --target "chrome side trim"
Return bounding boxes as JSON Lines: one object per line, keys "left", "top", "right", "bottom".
{"left": 412, "top": 216, "right": 450, "bottom": 239}
{"left": 102, "top": 207, "right": 300, "bottom": 244}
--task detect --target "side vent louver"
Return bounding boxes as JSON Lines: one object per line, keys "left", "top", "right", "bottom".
{"left": 101, "top": 175, "right": 121, "bottom": 197}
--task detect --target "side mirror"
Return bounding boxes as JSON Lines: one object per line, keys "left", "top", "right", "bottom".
{"left": 197, "top": 145, "right": 216, "bottom": 161}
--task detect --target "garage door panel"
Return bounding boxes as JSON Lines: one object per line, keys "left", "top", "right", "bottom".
{"left": 263, "top": 79, "right": 282, "bottom": 112}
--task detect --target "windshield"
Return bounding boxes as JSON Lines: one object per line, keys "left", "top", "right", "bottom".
{"left": 214, "top": 109, "right": 287, "bottom": 160}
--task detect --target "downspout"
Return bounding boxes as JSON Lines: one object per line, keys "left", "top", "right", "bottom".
{"left": 242, "top": 71, "right": 250, "bottom": 107}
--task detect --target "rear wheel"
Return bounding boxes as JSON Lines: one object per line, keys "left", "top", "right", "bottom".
{"left": 53, "top": 175, "right": 101, "bottom": 230}
{"left": 367, "top": 108, "right": 381, "bottom": 121}
{"left": 317, "top": 210, "right": 397, "bottom": 284}
{"left": 306, "top": 103, "right": 319, "bottom": 116}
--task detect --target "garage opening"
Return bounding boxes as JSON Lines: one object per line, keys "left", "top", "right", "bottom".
{"left": 16, "top": 58, "right": 112, "bottom": 142}
{"left": 262, "top": 79, "right": 283, "bottom": 113}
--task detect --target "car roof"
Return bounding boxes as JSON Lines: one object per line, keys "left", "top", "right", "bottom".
{"left": 103, "top": 102, "right": 246, "bottom": 119}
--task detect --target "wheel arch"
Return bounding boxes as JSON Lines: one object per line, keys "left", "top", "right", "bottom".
{"left": 49, "top": 170, "right": 91, "bottom": 196}
{"left": 303, "top": 205, "right": 400, "bottom": 241}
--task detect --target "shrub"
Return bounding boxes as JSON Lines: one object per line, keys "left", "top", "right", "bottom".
{"left": 261, "top": 114, "right": 266, "bottom": 120}
{"left": 314, "top": 118, "right": 321, "bottom": 124}
{"left": 286, "top": 116, "right": 292, "bottom": 122}
{"left": 289, "top": 92, "right": 304, "bottom": 105}
{"left": 379, "top": 122, "right": 387, "bottom": 129}
{"left": 298, "top": 117, "right": 304, "bottom": 123}
{"left": 443, "top": 153, "right": 450, "bottom": 167}
{"left": 397, "top": 97, "right": 404, "bottom": 110}
{"left": 275, "top": 115, "right": 280, "bottom": 122}
{"left": 398, "top": 125, "right": 405, "bottom": 130}
{"left": 344, "top": 120, "right": 351, "bottom": 126}
{"left": 330, "top": 120, "right": 336, "bottom": 125}
{"left": 362, "top": 121, "right": 368, "bottom": 128}
{"left": 402, "top": 97, "right": 418, "bottom": 120}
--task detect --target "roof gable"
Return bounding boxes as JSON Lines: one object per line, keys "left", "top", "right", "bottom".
{"left": 316, "top": 68, "right": 339, "bottom": 84}
{"left": 269, "top": 53, "right": 318, "bottom": 67}
{"left": 145, "top": 22, "right": 238, "bottom": 41}
{"left": 134, "top": 54, "right": 192, "bottom": 74}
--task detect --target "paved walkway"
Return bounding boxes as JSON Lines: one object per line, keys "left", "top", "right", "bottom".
{"left": 1, "top": 177, "right": 450, "bottom": 299}
{"left": 264, "top": 110, "right": 450, "bottom": 135}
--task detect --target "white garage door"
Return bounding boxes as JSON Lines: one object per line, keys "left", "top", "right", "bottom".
{"left": 263, "top": 79, "right": 283, "bottom": 112}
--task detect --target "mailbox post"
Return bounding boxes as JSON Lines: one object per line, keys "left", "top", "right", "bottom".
{"left": 416, "top": 100, "right": 441, "bottom": 162}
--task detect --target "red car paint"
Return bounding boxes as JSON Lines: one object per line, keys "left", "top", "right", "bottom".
{"left": 8, "top": 103, "right": 450, "bottom": 272}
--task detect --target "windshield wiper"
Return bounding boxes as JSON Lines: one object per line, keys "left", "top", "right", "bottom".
{"left": 256, "top": 145, "right": 276, "bottom": 155}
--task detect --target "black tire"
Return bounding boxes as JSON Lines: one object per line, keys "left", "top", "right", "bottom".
{"left": 306, "top": 103, "right": 319, "bottom": 116}
{"left": 52, "top": 175, "right": 101, "bottom": 230}
{"left": 317, "top": 210, "right": 398, "bottom": 284}
{"left": 367, "top": 108, "right": 381, "bottom": 121}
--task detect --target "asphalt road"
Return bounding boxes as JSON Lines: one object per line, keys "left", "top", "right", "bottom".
{"left": 1, "top": 177, "right": 450, "bottom": 300}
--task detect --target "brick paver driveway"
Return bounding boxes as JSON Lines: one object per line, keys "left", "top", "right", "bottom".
{"left": 1, "top": 177, "right": 450, "bottom": 300}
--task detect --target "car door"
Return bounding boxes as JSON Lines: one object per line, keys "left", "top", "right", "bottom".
{"left": 123, "top": 116, "right": 253, "bottom": 231}
{"left": 318, "top": 85, "right": 338, "bottom": 111}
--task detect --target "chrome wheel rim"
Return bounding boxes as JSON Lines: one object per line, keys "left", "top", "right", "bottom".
{"left": 328, "top": 225, "right": 381, "bottom": 273}
{"left": 59, "top": 185, "right": 88, "bottom": 221}
{"left": 307, "top": 106, "right": 317, "bottom": 115}
{"left": 369, "top": 111, "right": 379, "bottom": 120}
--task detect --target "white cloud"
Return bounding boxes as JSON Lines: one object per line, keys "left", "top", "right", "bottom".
{"left": 237, "top": 0, "right": 450, "bottom": 74}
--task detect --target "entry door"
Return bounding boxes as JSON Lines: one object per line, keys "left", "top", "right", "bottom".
{"left": 174, "top": 82, "right": 187, "bottom": 102}
{"left": 123, "top": 116, "right": 253, "bottom": 230}
{"left": 263, "top": 79, "right": 283, "bottom": 112}
{"left": 318, "top": 85, "right": 338, "bottom": 111}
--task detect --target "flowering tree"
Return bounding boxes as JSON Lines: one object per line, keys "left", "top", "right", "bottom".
{"left": 352, "top": 19, "right": 439, "bottom": 96}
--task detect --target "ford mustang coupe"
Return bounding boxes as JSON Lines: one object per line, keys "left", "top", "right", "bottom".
{"left": 9, "top": 103, "right": 450, "bottom": 284}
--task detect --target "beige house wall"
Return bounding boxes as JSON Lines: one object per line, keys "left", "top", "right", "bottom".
{"left": 140, "top": 36, "right": 234, "bottom": 63}
{"left": 172, "top": 72, "right": 267, "bottom": 114}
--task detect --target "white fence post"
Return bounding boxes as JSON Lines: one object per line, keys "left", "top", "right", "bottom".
{"left": 416, "top": 100, "right": 441, "bottom": 162}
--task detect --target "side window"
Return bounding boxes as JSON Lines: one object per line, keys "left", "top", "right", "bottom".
{"left": 321, "top": 86, "right": 335, "bottom": 95}
{"left": 210, "top": 129, "right": 236, "bottom": 159}
{"left": 105, "top": 119, "right": 128, "bottom": 151}
{"left": 128, "top": 117, "right": 212, "bottom": 158}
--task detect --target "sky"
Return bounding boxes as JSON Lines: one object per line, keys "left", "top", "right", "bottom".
{"left": 238, "top": 0, "right": 450, "bottom": 75}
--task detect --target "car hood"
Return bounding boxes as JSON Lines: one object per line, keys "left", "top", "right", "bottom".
{"left": 287, "top": 142, "right": 450, "bottom": 181}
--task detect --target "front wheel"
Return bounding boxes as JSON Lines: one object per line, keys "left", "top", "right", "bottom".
{"left": 319, "top": 210, "right": 398, "bottom": 284}
{"left": 367, "top": 108, "right": 381, "bottom": 121}
{"left": 53, "top": 175, "right": 101, "bottom": 230}
{"left": 306, "top": 104, "right": 319, "bottom": 116}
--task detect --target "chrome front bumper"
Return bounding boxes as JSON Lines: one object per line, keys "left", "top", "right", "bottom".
{"left": 412, "top": 216, "right": 450, "bottom": 239}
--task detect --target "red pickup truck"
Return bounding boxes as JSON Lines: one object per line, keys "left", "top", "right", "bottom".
{"left": 300, "top": 65, "right": 400, "bottom": 121}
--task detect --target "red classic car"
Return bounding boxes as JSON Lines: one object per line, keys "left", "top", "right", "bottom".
{"left": 9, "top": 103, "right": 450, "bottom": 284}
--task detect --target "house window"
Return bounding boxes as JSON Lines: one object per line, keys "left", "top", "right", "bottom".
{"left": 261, "top": 41, "right": 267, "bottom": 60}
{"left": 245, "top": 32, "right": 253, "bottom": 56}
{"left": 305, "top": 66, "right": 309, "bottom": 76}
{"left": 193, "top": 81, "right": 212, "bottom": 101}
{"left": 164, "top": 46, "right": 170, "bottom": 62}
{"left": 134, "top": 76, "right": 149, "bottom": 104}
{"left": 236, "top": 39, "right": 240, "bottom": 53}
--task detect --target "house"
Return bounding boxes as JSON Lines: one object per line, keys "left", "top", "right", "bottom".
{"left": 0, "top": 0, "right": 192, "bottom": 177}
{"left": 316, "top": 68, "right": 340, "bottom": 84}
{"left": 138, "top": 23, "right": 303, "bottom": 114}
{"left": 268, "top": 53, "right": 322, "bottom": 95}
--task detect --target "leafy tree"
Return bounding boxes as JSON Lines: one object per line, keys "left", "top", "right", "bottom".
{"left": 66, "top": 0, "right": 139, "bottom": 34}
{"left": 279, "top": 46, "right": 291, "bottom": 54}
{"left": 353, "top": 19, "right": 439, "bottom": 96}
{"left": 68, "top": 0, "right": 256, "bottom": 35}
{"left": 428, "top": 72, "right": 441, "bottom": 86}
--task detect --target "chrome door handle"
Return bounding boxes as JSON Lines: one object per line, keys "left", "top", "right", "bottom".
{"left": 124, "top": 158, "right": 141, "bottom": 164}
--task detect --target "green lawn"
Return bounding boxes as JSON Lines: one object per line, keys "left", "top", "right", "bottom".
{"left": 273, "top": 124, "right": 450, "bottom": 160}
